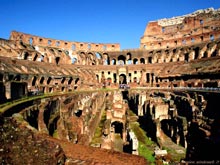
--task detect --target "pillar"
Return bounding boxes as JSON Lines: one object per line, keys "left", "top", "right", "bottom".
{"left": 38, "top": 107, "right": 48, "bottom": 134}
{"left": 5, "top": 82, "right": 11, "bottom": 99}
{"left": 138, "top": 104, "right": 143, "bottom": 116}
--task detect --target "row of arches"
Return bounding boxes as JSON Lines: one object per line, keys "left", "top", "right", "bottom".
{"left": 31, "top": 76, "right": 80, "bottom": 90}
{"left": 14, "top": 35, "right": 220, "bottom": 67}
{"left": 142, "top": 33, "right": 220, "bottom": 50}
{"left": 73, "top": 41, "right": 219, "bottom": 65}
{"left": 97, "top": 71, "right": 156, "bottom": 86}
{"left": 10, "top": 31, "right": 120, "bottom": 52}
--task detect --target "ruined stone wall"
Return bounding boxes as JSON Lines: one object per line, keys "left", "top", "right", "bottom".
{"left": 133, "top": 90, "right": 220, "bottom": 161}
{"left": 10, "top": 31, "right": 120, "bottom": 52}
{"left": 140, "top": 8, "right": 220, "bottom": 50}
{"left": 1, "top": 8, "right": 220, "bottom": 93}
{"left": 0, "top": 56, "right": 98, "bottom": 100}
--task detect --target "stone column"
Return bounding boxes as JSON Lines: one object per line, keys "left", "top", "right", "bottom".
{"left": 117, "top": 74, "right": 120, "bottom": 84}
{"left": 122, "top": 127, "right": 126, "bottom": 142}
{"left": 138, "top": 104, "right": 143, "bottom": 116}
{"left": 5, "top": 82, "right": 11, "bottom": 99}
{"left": 38, "top": 107, "right": 48, "bottom": 134}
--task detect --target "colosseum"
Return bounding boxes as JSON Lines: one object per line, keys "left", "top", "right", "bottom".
{"left": 0, "top": 7, "right": 220, "bottom": 164}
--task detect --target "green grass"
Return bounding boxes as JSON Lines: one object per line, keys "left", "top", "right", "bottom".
{"left": 129, "top": 120, "right": 155, "bottom": 163}
{"left": 90, "top": 110, "right": 106, "bottom": 145}
{"left": 139, "top": 142, "right": 155, "bottom": 164}
{"left": 53, "top": 130, "right": 59, "bottom": 138}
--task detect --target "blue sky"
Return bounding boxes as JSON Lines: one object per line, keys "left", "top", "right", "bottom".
{"left": 0, "top": 0, "right": 220, "bottom": 49}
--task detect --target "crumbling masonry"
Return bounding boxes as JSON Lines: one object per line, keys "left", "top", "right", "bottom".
{"left": 0, "top": 7, "right": 220, "bottom": 164}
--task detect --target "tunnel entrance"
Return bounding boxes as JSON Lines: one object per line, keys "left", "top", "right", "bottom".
{"left": 55, "top": 57, "right": 60, "bottom": 65}
{"left": 43, "top": 100, "right": 60, "bottom": 137}
{"left": 24, "top": 109, "right": 39, "bottom": 130}
{"left": 11, "top": 82, "right": 27, "bottom": 100}
{"left": 111, "top": 121, "right": 123, "bottom": 138}
{"left": 119, "top": 74, "right": 127, "bottom": 84}
{"left": 0, "top": 82, "right": 6, "bottom": 103}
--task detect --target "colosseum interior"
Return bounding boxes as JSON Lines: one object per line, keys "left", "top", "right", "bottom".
{"left": 0, "top": 7, "right": 220, "bottom": 164}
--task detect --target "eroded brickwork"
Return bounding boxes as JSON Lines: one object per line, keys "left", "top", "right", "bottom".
{"left": 0, "top": 7, "right": 220, "bottom": 164}
{"left": 141, "top": 8, "right": 220, "bottom": 50}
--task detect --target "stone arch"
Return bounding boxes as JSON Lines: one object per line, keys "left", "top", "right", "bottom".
{"left": 119, "top": 74, "right": 127, "bottom": 84}
{"left": 95, "top": 52, "right": 102, "bottom": 59}
{"left": 140, "top": 58, "right": 145, "bottom": 64}
{"left": 164, "top": 50, "right": 170, "bottom": 62}
{"left": 118, "top": 55, "right": 126, "bottom": 65}
{"left": 56, "top": 41, "right": 60, "bottom": 47}
{"left": 33, "top": 53, "right": 38, "bottom": 61}
{"left": 68, "top": 77, "right": 73, "bottom": 85}
{"left": 103, "top": 53, "right": 110, "bottom": 65}
{"left": 113, "top": 73, "right": 117, "bottom": 83}
{"left": 72, "top": 44, "right": 76, "bottom": 50}
{"left": 48, "top": 40, "right": 52, "bottom": 46}
{"left": 47, "top": 77, "right": 52, "bottom": 85}
{"left": 203, "top": 51, "right": 208, "bottom": 58}
{"left": 127, "top": 52, "right": 132, "bottom": 64}
{"left": 127, "top": 52, "right": 132, "bottom": 60}
{"left": 133, "top": 58, "right": 138, "bottom": 64}
{"left": 194, "top": 47, "right": 200, "bottom": 59}
{"left": 74, "top": 78, "right": 79, "bottom": 89}
{"left": 39, "top": 77, "right": 45, "bottom": 85}
{"left": 32, "top": 76, "right": 37, "bottom": 86}
{"left": 146, "top": 73, "right": 150, "bottom": 83}
{"left": 75, "top": 78, "right": 80, "bottom": 84}
{"left": 112, "top": 58, "right": 116, "bottom": 65}
{"left": 87, "top": 52, "right": 94, "bottom": 64}
{"left": 29, "top": 38, "right": 33, "bottom": 45}
{"left": 200, "top": 36, "right": 204, "bottom": 41}
{"left": 88, "top": 43, "right": 91, "bottom": 50}
{"left": 184, "top": 53, "right": 189, "bottom": 62}
{"left": 87, "top": 52, "right": 93, "bottom": 58}
{"left": 80, "top": 52, "right": 86, "bottom": 65}
{"left": 61, "top": 77, "right": 66, "bottom": 84}
{"left": 148, "top": 57, "right": 152, "bottom": 64}
{"left": 103, "top": 45, "right": 107, "bottom": 51}
{"left": 40, "top": 55, "right": 44, "bottom": 62}
{"left": 55, "top": 57, "right": 60, "bottom": 65}
{"left": 72, "top": 57, "right": 77, "bottom": 64}
{"left": 210, "top": 50, "right": 217, "bottom": 57}
{"left": 23, "top": 52, "right": 29, "bottom": 60}
{"left": 111, "top": 121, "right": 123, "bottom": 138}
{"left": 210, "top": 34, "right": 214, "bottom": 41}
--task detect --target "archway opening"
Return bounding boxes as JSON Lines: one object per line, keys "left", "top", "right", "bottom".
{"left": 112, "top": 59, "right": 116, "bottom": 65}
{"left": 32, "top": 76, "right": 37, "bottom": 86}
{"left": 72, "top": 57, "right": 77, "bottom": 64}
{"left": 55, "top": 57, "right": 60, "bottom": 65}
{"left": 133, "top": 58, "right": 138, "bottom": 64}
{"left": 40, "top": 77, "right": 45, "bottom": 84}
{"left": 111, "top": 121, "right": 123, "bottom": 138}
{"left": 140, "top": 58, "right": 145, "bottom": 64}
{"left": 119, "top": 74, "right": 127, "bottom": 84}
{"left": 118, "top": 55, "right": 126, "bottom": 65}
{"left": 33, "top": 54, "right": 38, "bottom": 61}
{"left": 24, "top": 52, "right": 29, "bottom": 60}
{"left": 68, "top": 77, "right": 73, "bottom": 85}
